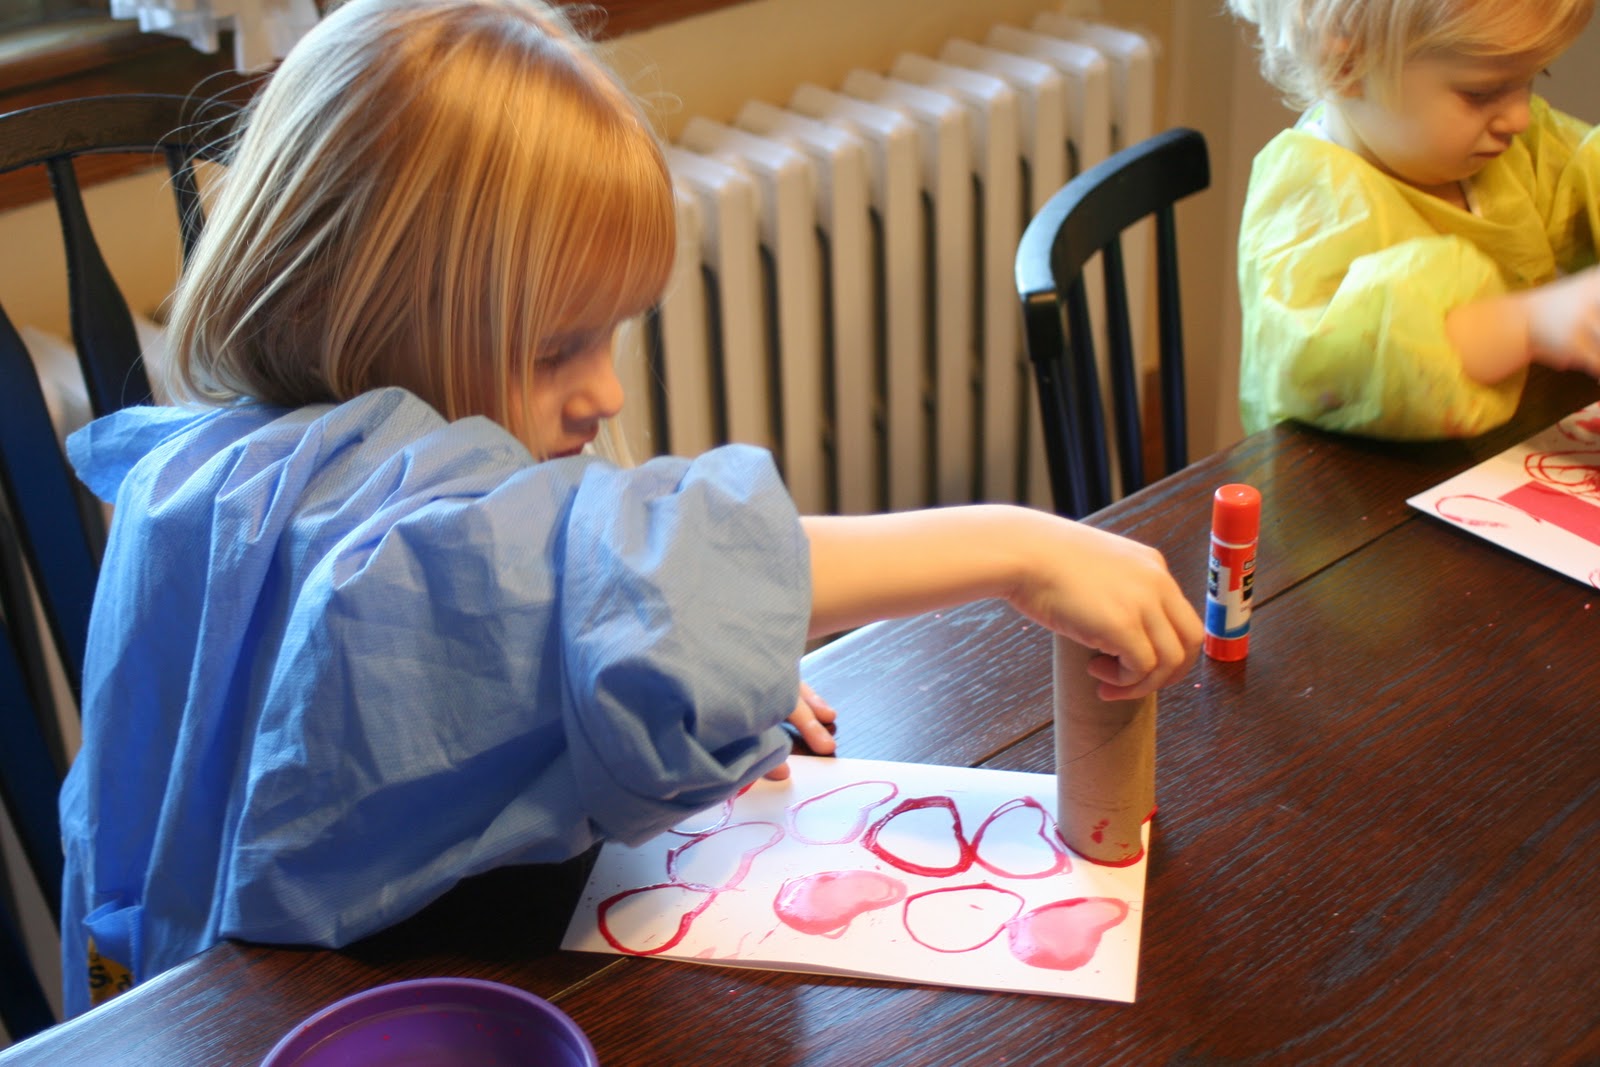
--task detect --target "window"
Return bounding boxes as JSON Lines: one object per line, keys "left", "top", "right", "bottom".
{"left": 0, "top": 0, "right": 752, "bottom": 211}
{"left": 1, "top": 0, "right": 106, "bottom": 35}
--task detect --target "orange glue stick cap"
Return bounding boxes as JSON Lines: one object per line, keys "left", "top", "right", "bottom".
{"left": 1211, "top": 483, "right": 1261, "bottom": 545}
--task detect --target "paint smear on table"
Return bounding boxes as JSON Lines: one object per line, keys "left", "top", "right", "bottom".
{"left": 1408, "top": 402, "right": 1600, "bottom": 588}
{"left": 561, "top": 756, "right": 1147, "bottom": 1002}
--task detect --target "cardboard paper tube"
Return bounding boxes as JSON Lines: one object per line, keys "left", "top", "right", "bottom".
{"left": 1053, "top": 635, "right": 1156, "bottom": 866}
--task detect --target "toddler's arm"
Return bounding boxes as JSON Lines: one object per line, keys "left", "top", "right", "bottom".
{"left": 1447, "top": 265, "right": 1600, "bottom": 385}
{"left": 802, "top": 506, "right": 1202, "bottom": 701}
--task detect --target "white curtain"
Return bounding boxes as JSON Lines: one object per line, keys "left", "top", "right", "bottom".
{"left": 110, "top": 0, "right": 322, "bottom": 70}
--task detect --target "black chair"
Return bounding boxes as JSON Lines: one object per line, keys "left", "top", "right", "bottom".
{"left": 1, "top": 619, "right": 61, "bottom": 1042}
{"left": 0, "top": 93, "right": 237, "bottom": 1041}
{"left": 1015, "top": 126, "right": 1210, "bottom": 519}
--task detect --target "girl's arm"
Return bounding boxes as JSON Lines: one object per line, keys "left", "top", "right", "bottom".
{"left": 802, "top": 506, "right": 1202, "bottom": 701}
{"left": 1448, "top": 266, "right": 1600, "bottom": 385}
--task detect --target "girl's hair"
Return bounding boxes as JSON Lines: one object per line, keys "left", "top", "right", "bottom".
{"left": 1227, "top": 0, "right": 1595, "bottom": 109}
{"left": 162, "top": 0, "right": 674, "bottom": 448}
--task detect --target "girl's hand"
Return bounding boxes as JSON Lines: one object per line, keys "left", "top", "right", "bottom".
{"left": 764, "top": 681, "right": 838, "bottom": 781}
{"left": 1454, "top": 267, "right": 1600, "bottom": 384}
{"left": 1524, "top": 267, "right": 1600, "bottom": 378}
{"left": 1006, "top": 518, "right": 1203, "bottom": 702}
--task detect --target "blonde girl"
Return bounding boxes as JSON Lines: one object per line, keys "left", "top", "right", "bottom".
{"left": 1230, "top": 0, "right": 1600, "bottom": 439}
{"left": 60, "top": 0, "right": 1201, "bottom": 1016}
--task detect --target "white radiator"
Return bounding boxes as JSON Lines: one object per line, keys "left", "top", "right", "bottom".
{"left": 615, "top": 11, "right": 1159, "bottom": 516}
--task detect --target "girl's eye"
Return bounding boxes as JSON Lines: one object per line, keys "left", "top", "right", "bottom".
{"left": 1459, "top": 77, "right": 1536, "bottom": 106}
{"left": 537, "top": 334, "right": 596, "bottom": 368}
{"left": 538, "top": 322, "right": 623, "bottom": 368}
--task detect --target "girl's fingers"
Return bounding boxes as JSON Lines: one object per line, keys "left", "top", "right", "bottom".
{"left": 1086, "top": 596, "right": 1202, "bottom": 701}
{"left": 787, "top": 691, "right": 838, "bottom": 755}
{"left": 798, "top": 681, "right": 837, "bottom": 722}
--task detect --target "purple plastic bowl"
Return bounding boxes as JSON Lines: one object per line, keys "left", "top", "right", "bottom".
{"left": 259, "top": 977, "right": 599, "bottom": 1067}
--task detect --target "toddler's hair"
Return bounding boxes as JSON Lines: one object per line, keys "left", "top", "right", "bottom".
{"left": 1226, "top": 0, "right": 1594, "bottom": 109}
{"left": 162, "top": 0, "right": 674, "bottom": 446}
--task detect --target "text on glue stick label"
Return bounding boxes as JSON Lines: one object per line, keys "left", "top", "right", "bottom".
{"left": 1205, "top": 542, "right": 1255, "bottom": 639}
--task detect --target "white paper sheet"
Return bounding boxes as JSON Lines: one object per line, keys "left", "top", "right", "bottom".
{"left": 561, "top": 755, "right": 1148, "bottom": 1002}
{"left": 1407, "top": 402, "right": 1600, "bottom": 588}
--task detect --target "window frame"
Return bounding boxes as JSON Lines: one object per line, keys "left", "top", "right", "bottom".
{"left": 0, "top": 0, "right": 753, "bottom": 211}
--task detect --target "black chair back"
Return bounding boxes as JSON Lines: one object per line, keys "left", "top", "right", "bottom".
{"left": 1015, "top": 126, "right": 1210, "bottom": 518}
{"left": 0, "top": 93, "right": 237, "bottom": 1042}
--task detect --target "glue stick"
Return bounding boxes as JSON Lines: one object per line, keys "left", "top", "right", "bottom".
{"left": 1204, "top": 483, "right": 1260, "bottom": 661}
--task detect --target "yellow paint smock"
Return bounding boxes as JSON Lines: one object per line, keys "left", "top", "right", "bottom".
{"left": 1237, "top": 96, "right": 1600, "bottom": 440}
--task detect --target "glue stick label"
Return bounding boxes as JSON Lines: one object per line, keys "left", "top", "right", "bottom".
{"left": 1205, "top": 542, "right": 1254, "bottom": 639}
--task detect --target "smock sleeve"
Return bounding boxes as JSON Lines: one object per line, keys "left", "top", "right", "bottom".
{"left": 1237, "top": 132, "right": 1523, "bottom": 439}
{"left": 557, "top": 452, "right": 812, "bottom": 837}
{"left": 59, "top": 391, "right": 813, "bottom": 1012}
{"left": 1529, "top": 98, "right": 1600, "bottom": 273}
{"left": 218, "top": 409, "right": 810, "bottom": 948}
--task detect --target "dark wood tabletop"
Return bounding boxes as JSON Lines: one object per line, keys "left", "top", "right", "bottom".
{"left": 5, "top": 367, "right": 1597, "bottom": 1066}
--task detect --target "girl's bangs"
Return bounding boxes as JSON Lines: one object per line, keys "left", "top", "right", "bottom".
{"left": 548, "top": 121, "right": 675, "bottom": 332}
{"left": 1449, "top": 1, "right": 1593, "bottom": 65}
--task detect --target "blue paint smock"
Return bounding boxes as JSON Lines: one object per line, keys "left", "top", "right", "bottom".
{"left": 1237, "top": 96, "right": 1600, "bottom": 439}
{"left": 59, "top": 388, "right": 809, "bottom": 1015}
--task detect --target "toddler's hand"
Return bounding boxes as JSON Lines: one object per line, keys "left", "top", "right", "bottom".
{"left": 1525, "top": 266, "right": 1600, "bottom": 377}
{"left": 1007, "top": 516, "right": 1203, "bottom": 702}
{"left": 764, "top": 681, "right": 838, "bottom": 781}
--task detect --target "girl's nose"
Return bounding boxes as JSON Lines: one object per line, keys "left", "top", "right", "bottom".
{"left": 1492, "top": 90, "right": 1533, "bottom": 137}
{"left": 571, "top": 348, "right": 625, "bottom": 423}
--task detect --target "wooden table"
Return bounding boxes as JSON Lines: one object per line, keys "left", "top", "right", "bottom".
{"left": 5, "top": 368, "right": 1597, "bottom": 1066}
